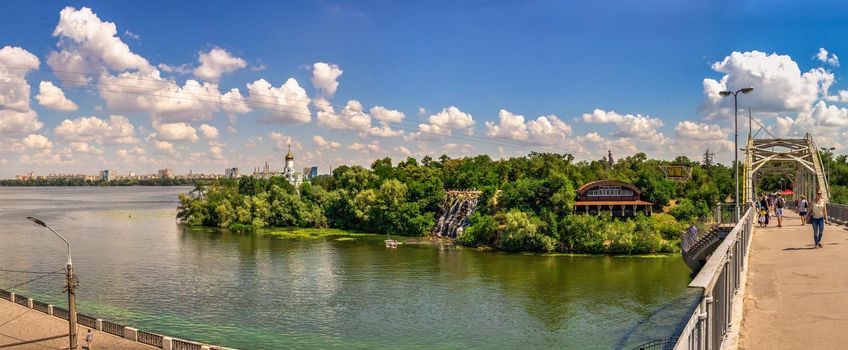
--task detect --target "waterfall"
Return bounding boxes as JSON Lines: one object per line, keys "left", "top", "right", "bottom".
{"left": 432, "top": 190, "right": 481, "bottom": 238}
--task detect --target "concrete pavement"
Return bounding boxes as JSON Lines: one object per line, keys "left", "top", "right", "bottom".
{"left": 739, "top": 211, "right": 848, "bottom": 349}
{"left": 0, "top": 298, "right": 155, "bottom": 350}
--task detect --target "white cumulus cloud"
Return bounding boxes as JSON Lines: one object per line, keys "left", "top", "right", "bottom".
{"left": 700, "top": 50, "right": 834, "bottom": 119}
{"left": 22, "top": 134, "right": 53, "bottom": 150}
{"left": 150, "top": 121, "right": 198, "bottom": 142}
{"left": 311, "top": 62, "right": 343, "bottom": 98}
{"left": 247, "top": 78, "right": 311, "bottom": 124}
{"left": 816, "top": 48, "right": 840, "bottom": 67}
{"left": 54, "top": 115, "right": 138, "bottom": 144}
{"left": 0, "top": 46, "right": 43, "bottom": 136}
{"left": 36, "top": 81, "right": 78, "bottom": 111}
{"left": 199, "top": 124, "right": 220, "bottom": 140}
{"left": 193, "top": 47, "right": 246, "bottom": 83}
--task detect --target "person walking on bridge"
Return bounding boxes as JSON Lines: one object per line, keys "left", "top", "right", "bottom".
{"left": 759, "top": 194, "right": 770, "bottom": 226}
{"left": 807, "top": 191, "right": 828, "bottom": 248}
{"left": 775, "top": 193, "right": 785, "bottom": 227}
{"left": 798, "top": 195, "right": 809, "bottom": 226}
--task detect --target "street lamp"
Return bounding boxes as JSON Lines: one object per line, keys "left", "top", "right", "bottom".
{"left": 719, "top": 87, "right": 754, "bottom": 220}
{"left": 27, "top": 217, "right": 77, "bottom": 350}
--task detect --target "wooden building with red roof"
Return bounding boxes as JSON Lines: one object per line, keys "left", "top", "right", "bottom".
{"left": 574, "top": 180, "right": 653, "bottom": 217}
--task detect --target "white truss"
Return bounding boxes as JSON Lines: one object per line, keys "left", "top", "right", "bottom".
{"left": 744, "top": 133, "right": 829, "bottom": 203}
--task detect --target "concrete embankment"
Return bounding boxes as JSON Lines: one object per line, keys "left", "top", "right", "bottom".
{"left": 0, "top": 297, "right": 154, "bottom": 349}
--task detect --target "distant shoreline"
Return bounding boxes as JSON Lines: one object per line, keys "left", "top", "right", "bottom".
{"left": 0, "top": 179, "right": 219, "bottom": 187}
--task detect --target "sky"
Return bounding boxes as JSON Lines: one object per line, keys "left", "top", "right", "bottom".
{"left": 2, "top": 0, "right": 848, "bottom": 178}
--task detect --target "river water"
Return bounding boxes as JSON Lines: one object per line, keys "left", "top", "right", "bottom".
{"left": 0, "top": 187, "right": 699, "bottom": 349}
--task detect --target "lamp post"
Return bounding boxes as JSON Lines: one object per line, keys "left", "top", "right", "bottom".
{"left": 27, "top": 217, "right": 77, "bottom": 350}
{"left": 720, "top": 87, "right": 754, "bottom": 220}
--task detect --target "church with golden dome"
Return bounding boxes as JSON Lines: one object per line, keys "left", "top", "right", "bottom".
{"left": 282, "top": 144, "right": 301, "bottom": 187}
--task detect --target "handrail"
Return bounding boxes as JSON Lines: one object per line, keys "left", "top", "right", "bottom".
{"left": 826, "top": 203, "right": 848, "bottom": 225}
{"left": 689, "top": 208, "right": 750, "bottom": 291}
{"left": 673, "top": 204, "right": 755, "bottom": 350}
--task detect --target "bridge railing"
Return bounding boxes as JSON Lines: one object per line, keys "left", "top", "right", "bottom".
{"left": 826, "top": 203, "right": 848, "bottom": 225}
{"left": 713, "top": 203, "right": 742, "bottom": 226}
{"left": 673, "top": 205, "right": 755, "bottom": 350}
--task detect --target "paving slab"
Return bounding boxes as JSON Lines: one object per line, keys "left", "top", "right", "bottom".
{"left": 739, "top": 211, "right": 848, "bottom": 349}
{"left": 0, "top": 298, "right": 155, "bottom": 350}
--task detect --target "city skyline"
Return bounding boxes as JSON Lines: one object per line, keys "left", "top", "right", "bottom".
{"left": 2, "top": 2, "right": 848, "bottom": 178}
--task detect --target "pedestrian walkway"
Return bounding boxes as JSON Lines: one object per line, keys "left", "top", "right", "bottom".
{"left": 739, "top": 211, "right": 848, "bottom": 349}
{"left": 0, "top": 298, "right": 154, "bottom": 350}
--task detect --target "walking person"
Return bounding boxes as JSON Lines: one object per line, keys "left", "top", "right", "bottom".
{"left": 775, "top": 193, "right": 785, "bottom": 227}
{"left": 798, "top": 195, "right": 809, "bottom": 226}
{"left": 85, "top": 329, "right": 93, "bottom": 349}
{"left": 760, "top": 194, "right": 770, "bottom": 227}
{"left": 807, "top": 190, "right": 828, "bottom": 248}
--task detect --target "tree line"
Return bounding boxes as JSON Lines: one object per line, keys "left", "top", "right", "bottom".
{"left": 177, "top": 152, "right": 739, "bottom": 254}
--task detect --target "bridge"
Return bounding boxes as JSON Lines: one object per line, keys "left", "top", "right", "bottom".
{"left": 681, "top": 131, "right": 830, "bottom": 274}
{"left": 640, "top": 131, "right": 848, "bottom": 350}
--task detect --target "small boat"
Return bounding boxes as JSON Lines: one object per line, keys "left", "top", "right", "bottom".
{"left": 385, "top": 233, "right": 398, "bottom": 248}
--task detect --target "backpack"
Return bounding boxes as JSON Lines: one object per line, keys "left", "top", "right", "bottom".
{"left": 777, "top": 197, "right": 785, "bottom": 208}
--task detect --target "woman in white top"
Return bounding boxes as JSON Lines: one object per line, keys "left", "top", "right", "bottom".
{"left": 807, "top": 191, "right": 828, "bottom": 248}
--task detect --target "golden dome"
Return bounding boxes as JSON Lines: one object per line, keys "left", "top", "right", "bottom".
{"left": 285, "top": 144, "right": 294, "bottom": 161}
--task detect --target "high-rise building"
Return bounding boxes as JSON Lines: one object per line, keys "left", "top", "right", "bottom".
{"left": 99, "top": 169, "right": 111, "bottom": 181}
{"left": 225, "top": 168, "right": 240, "bottom": 179}
{"left": 157, "top": 169, "right": 174, "bottom": 179}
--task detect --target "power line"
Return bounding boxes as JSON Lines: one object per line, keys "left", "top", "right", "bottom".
{"left": 0, "top": 66, "right": 576, "bottom": 153}
{"left": 2, "top": 267, "right": 64, "bottom": 290}
{"left": 0, "top": 268, "right": 64, "bottom": 275}
{"left": 0, "top": 78, "right": 571, "bottom": 155}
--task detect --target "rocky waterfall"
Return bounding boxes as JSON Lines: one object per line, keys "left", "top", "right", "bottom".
{"left": 432, "top": 190, "right": 481, "bottom": 238}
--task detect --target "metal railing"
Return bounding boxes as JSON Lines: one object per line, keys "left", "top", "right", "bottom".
{"left": 52, "top": 306, "right": 69, "bottom": 320}
{"left": 0, "top": 289, "right": 11, "bottom": 301}
{"left": 78, "top": 313, "right": 98, "bottom": 328}
{"left": 32, "top": 299, "right": 49, "bottom": 313}
{"left": 673, "top": 205, "right": 755, "bottom": 350}
{"left": 173, "top": 338, "right": 203, "bottom": 350}
{"left": 827, "top": 203, "right": 848, "bottom": 224}
{"left": 101, "top": 320, "right": 124, "bottom": 337}
{"left": 0, "top": 288, "right": 235, "bottom": 349}
{"left": 633, "top": 337, "right": 679, "bottom": 350}
{"left": 714, "top": 202, "right": 742, "bottom": 226}
{"left": 14, "top": 294, "right": 29, "bottom": 307}
{"left": 138, "top": 330, "right": 165, "bottom": 348}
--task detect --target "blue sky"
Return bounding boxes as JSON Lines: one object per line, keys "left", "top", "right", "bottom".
{"left": 1, "top": 1, "right": 848, "bottom": 177}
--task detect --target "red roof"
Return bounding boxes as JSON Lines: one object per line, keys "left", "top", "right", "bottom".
{"left": 576, "top": 180, "right": 642, "bottom": 195}
{"left": 574, "top": 200, "right": 653, "bottom": 206}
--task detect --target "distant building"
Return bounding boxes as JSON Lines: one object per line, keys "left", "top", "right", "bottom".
{"left": 225, "top": 168, "right": 240, "bottom": 179}
{"left": 574, "top": 180, "right": 652, "bottom": 217}
{"left": 663, "top": 164, "right": 692, "bottom": 181}
{"left": 157, "top": 169, "right": 174, "bottom": 179}
{"left": 128, "top": 170, "right": 135, "bottom": 177}
{"left": 99, "top": 170, "right": 111, "bottom": 181}
{"left": 252, "top": 162, "right": 273, "bottom": 179}
{"left": 302, "top": 166, "right": 318, "bottom": 180}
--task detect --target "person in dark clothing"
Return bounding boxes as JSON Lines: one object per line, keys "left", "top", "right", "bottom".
{"left": 759, "top": 194, "right": 770, "bottom": 226}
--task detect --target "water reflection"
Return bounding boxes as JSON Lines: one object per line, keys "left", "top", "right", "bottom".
{"left": 0, "top": 187, "right": 698, "bottom": 349}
